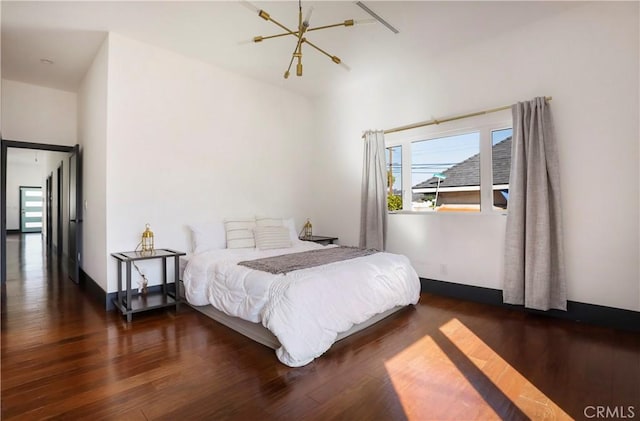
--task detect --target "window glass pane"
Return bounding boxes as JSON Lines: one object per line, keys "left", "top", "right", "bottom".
{"left": 412, "top": 133, "right": 480, "bottom": 212}
{"left": 25, "top": 190, "right": 43, "bottom": 197}
{"left": 492, "top": 128, "right": 513, "bottom": 210}
{"left": 25, "top": 222, "right": 42, "bottom": 228}
{"left": 386, "top": 146, "right": 403, "bottom": 211}
{"left": 25, "top": 201, "right": 43, "bottom": 208}
{"left": 25, "top": 211, "right": 43, "bottom": 218}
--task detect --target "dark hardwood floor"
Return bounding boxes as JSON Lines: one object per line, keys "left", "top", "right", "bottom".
{"left": 2, "top": 233, "right": 639, "bottom": 420}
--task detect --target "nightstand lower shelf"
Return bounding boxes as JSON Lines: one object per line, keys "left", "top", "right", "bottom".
{"left": 112, "top": 292, "right": 178, "bottom": 317}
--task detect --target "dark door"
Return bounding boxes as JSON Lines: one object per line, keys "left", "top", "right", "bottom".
{"left": 68, "top": 145, "right": 82, "bottom": 283}
{"left": 46, "top": 175, "right": 53, "bottom": 247}
{"left": 57, "top": 163, "right": 63, "bottom": 258}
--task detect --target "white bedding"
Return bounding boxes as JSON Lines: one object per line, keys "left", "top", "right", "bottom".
{"left": 182, "top": 242, "right": 420, "bottom": 366}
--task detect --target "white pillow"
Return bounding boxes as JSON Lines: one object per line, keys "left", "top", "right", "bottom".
{"left": 255, "top": 216, "right": 302, "bottom": 245}
{"left": 283, "top": 217, "right": 304, "bottom": 245}
{"left": 254, "top": 226, "right": 292, "bottom": 250}
{"left": 224, "top": 218, "right": 256, "bottom": 249}
{"left": 189, "top": 222, "right": 226, "bottom": 254}
{"left": 256, "top": 216, "right": 283, "bottom": 227}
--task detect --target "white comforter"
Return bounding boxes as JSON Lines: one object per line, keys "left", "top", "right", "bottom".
{"left": 183, "top": 243, "right": 420, "bottom": 366}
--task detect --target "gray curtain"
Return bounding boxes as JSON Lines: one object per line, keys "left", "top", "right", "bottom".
{"left": 503, "top": 97, "right": 567, "bottom": 311}
{"left": 360, "top": 130, "right": 387, "bottom": 251}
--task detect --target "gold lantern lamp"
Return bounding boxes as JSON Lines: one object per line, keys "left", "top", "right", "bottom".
{"left": 303, "top": 219, "right": 313, "bottom": 240}
{"left": 141, "top": 223, "right": 155, "bottom": 253}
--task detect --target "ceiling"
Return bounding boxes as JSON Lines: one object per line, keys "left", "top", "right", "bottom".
{"left": 1, "top": 1, "right": 579, "bottom": 98}
{"left": 6, "top": 148, "right": 68, "bottom": 167}
{"left": 7, "top": 148, "right": 41, "bottom": 165}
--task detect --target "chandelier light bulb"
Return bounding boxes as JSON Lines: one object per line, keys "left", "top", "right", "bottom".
{"left": 303, "top": 6, "right": 314, "bottom": 27}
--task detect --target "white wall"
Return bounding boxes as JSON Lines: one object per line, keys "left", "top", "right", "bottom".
{"left": 1, "top": 77, "right": 76, "bottom": 242}
{"left": 1, "top": 80, "right": 77, "bottom": 269}
{"left": 95, "top": 33, "right": 315, "bottom": 293}
{"left": 78, "top": 37, "right": 109, "bottom": 292}
{"left": 312, "top": 2, "right": 639, "bottom": 311}
{"left": 1, "top": 79, "right": 77, "bottom": 145}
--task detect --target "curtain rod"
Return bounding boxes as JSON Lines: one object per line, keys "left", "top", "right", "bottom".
{"left": 363, "top": 96, "right": 553, "bottom": 138}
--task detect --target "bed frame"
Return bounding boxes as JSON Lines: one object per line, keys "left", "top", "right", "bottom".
{"left": 187, "top": 300, "right": 405, "bottom": 350}
{"left": 178, "top": 255, "right": 408, "bottom": 352}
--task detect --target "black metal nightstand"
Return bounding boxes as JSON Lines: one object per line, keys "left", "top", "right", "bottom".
{"left": 300, "top": 235, "right": 338, "bottom": 245}
{"left": 111, "top": 248, "right": 185, "bottom": 322}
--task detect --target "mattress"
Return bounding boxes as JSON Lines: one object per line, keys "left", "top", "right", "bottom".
{"left": 179, "top": 254, "right": 190, "bottom": 280}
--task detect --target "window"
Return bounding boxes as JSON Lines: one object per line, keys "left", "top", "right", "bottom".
{"left": 411, "top": 133, "right": 480, "bottom": 212}
{"left": 386, "top": 121, "right": 512, "bottom": 214}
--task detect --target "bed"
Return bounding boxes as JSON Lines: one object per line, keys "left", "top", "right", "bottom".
{"left": 182, "top": 218, "right": 420, "bottom": 367}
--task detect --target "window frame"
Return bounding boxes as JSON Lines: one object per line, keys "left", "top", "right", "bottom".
{"left": 384, "top": 115, "right": 512, "bottom": 215}
{"left": 385, "top": 145, "right": 403, "bottom": 211}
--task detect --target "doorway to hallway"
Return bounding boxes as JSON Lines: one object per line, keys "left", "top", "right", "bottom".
{"left": 1, "top": 140, "right": 82, "bottom": 285}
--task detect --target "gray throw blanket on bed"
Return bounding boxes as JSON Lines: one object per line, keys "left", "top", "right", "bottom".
{"left": 238, "top": 246, "right": 379, "bottom": 274}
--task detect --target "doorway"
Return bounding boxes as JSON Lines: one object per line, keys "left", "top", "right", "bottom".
{"left": 1, "top": 140, "right": 82, "bottom": 284}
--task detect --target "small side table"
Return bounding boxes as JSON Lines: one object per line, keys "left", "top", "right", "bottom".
{"left": 300, "top": 235, "right": 338, "bottom": 246}
{"left": 111, "top": 248, "right": 186, "bottom": 322}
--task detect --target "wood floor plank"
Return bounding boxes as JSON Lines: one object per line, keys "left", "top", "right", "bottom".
{"left": 2, "top": 233, "right": 639, "bottom": 420}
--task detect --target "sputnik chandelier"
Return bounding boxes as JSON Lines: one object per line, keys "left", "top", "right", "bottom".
{"left": 251, "top": 0, "right": 357, "bottom": 78}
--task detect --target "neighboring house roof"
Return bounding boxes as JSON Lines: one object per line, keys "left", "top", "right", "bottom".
{"left": 412, "top": 137, "right": 512, "bottom": 191}
{"left": 491, "top": 137, "right": 512, "bottom": 186}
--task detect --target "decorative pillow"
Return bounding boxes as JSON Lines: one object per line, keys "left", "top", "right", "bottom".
{"left": 256, "top": 216, "right": 283, "bottom": 227}
{"left": 224, "top": 218, "right": 256, "bottom": 249}
{"left": 256, "top": 216, "right": 303, "bottom": 245}
{"left": 189, "top": 222, "right": 226, "bottom": 254}
{"left": 254, "top": 226, "right": 292, "bottom": 250}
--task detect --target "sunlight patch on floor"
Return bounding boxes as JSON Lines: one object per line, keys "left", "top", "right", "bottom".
{"left": 384, "top": 334, "right": 501, "bottom": 420}
{"left": 384, "top": 318, "right": 573, "bottom": 420}
{"left": 438, "top": 318, "right": 572, "bottom": 420}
